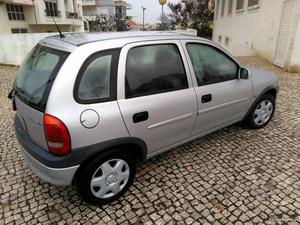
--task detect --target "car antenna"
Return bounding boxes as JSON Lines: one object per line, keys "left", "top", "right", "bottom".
{"left": 43, "top": 0, "right": 65, "bottom": 38}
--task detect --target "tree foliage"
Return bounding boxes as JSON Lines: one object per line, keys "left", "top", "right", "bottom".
{"left": 89, "top": 16, "right": 116, "bottom": 32}
{"left": 167, "top": 0, "right": 214, "bottom": 37}
{"left": 89, "top": 16, "right": 128, "bottom": 32}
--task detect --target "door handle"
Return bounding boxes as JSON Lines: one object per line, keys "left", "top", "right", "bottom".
{"left": 133, "top": 111, "right": 149, "bottom": 123}
{"left": 201, "top": 94, "right": 212, "bottom": 103}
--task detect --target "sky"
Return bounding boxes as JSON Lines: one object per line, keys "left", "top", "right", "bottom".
{"left": 125, "top": 0, "right": 180, "bottom": 24}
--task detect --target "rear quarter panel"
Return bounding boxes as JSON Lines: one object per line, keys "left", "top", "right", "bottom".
{"left": 46, "top": 40, "right": 130, "bottom": 149}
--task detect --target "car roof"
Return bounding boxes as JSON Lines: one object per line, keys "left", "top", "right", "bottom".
{"left": 41, "top": 31, "right": 207, "bottom": 51}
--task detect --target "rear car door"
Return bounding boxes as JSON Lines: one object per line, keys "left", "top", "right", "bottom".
{"left": 117, "top": 41, "right": 197, "bottom": 157}
{"left": 181, "top": 41, "right": 253, "bottom": 136}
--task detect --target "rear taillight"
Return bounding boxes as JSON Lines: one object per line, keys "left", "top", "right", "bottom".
{"left": 43, "top": 114, "right": 71, "bottom": 156}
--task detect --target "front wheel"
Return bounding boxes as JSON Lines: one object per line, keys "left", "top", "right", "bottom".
{"left": 75, "top": 150, "right": 136, "bottom": 205}
{"left": 245, "top": 94, "right": 276, "bottom": 129}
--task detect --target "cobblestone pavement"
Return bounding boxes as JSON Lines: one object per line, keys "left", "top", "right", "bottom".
{"left": 0, "top": 57, "right": 300, "bottom": 225}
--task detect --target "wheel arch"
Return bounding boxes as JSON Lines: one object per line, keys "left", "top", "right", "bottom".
{"left": 243, "top": 86, "right": 278, "bottom": 121}
{"left": 72, "top": 137, "right": 147, "bottom": 184}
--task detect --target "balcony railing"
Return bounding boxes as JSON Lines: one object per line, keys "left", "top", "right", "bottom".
{"left": 82, "top": 0, "right": 96, "bottom": 6}
{"left": 66, "top": 11, "right": 82, "bottom": 20}
{"left": 4, "top": 0, "right": 34, "bottom": 5}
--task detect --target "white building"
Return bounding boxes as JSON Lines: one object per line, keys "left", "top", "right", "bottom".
{"left": 82, "top": 0, "right": 115, "bottom": 31}
{"left": 0, "top": 0, "right": 84, "bottom": 33}
{"left": 213, "top": 0, "right": 300, "bottom": 72}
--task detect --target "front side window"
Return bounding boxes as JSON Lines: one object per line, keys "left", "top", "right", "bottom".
{"left": 126, "top": 44, "right": 188, "bottom": 98}
{"left": 236, "top": 0, "right": 244, "bottom": 11}
{"left": 186, "top": 43, "right": 239, "bottom": 86}
{"left": 6, "top": 4, "right": 25, "bottom": 21}
{"left": 75, "top": 49, "right": 119, "bottom": 103}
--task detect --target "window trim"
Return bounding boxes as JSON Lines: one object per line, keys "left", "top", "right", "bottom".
{"left": 225, "top": 37, "right": 230, "bottom": 47}
{"left": 125, "top": 43, "right": 189, "bottom": 99}
{"left": 6, "top": 4, "right": 25, "bottom": 21}
{"left": 236, "top": 0, "right": 244, "bottom": 13}
{"left": 11, "top": 28, "right": 28, "bottom": 33}
{"left": 227, "top": 0, "right": 233, "bottom": 15}
{"left": 73, "top": 48, "right": 121, "bottom": 104}
{"left": 215, "top": 0, "right": 219, "bottom": 19}
{"left": 185, "top": 42, "right": 240, "bottom": 87}
{"left": 45, "top": 1, "right": 60, "bottom": 17}
{"left": 247, "top": 0, "right": 260, "bottom": 10}
{"left": 220, "top": 0, "right": 225, "bottom": 17}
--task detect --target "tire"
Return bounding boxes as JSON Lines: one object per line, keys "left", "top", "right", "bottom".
{"left": 75, "top": 149, "right": 136, "bottom": 206}
{"left": 245, "top": 94, "right": 276, "bottom": 129}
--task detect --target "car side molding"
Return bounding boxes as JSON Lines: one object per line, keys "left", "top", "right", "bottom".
{"left": 72, "top": 137, "right": 148, "bottom": 165}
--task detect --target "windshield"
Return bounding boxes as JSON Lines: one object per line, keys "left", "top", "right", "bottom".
{"left": 15, "top": 44, "right": 69, "bottom": 111}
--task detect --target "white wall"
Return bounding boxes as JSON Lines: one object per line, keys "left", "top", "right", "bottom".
{"left": 0, "top": 0, "right": 84, "bottom": 34}
{"left": 288, "top": 11, "right": 300, "bottom": 72}
{"left": 0, "top": 33, "right": 60, "bottom": 65}
{"left": 0, "top": 4, "right": 33, "bottom": 33}
{"left": 213, "top": 0, "right": 300, "bottom": 72}
{"left": 213, "top": 0, "right": 283, "bottom": 61}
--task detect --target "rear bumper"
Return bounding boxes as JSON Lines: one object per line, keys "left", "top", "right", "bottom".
{"left": 15, "top": 114, "right": 79, "bottom": 186}
{"left": 22, "top": 147, "right": 79, "bottom": 186}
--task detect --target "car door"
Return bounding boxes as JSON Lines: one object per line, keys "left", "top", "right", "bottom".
{"left": 117, "top": 41, "right": 197, "bottom": 156}
{"left": 181, "top": 41, "right": 253, "bottom": 136}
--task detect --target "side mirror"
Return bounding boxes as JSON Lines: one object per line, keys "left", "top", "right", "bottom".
{"left": 239, "top": 67, "right": 251, "bottom": 79}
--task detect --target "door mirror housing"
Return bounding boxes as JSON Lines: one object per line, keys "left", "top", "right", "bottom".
{"left": 239, "top": 67, "right": 251, "bottom": 79}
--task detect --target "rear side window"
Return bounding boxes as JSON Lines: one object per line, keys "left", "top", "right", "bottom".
{"left": 125, "top": 44, "right": 188, "bottom": 98}
{"left": 15, "top": 44, "right": 69, "bottom": 111}
{"left": 74, "top": 49, "right": 120, "bottom": 104}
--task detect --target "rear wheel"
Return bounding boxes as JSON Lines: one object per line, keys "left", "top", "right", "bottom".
{"left": 245, "top": 94, "right": 275, "bottom": 129}
{"left": 75, "top": 150, "right": 136, "bottom": 205}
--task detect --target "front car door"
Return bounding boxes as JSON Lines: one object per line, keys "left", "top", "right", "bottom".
{"left": 181, "top": 40, "right": 253, "bottom": 136}
{"left": 117, "top": 41, "right": 197, "bottom": 157}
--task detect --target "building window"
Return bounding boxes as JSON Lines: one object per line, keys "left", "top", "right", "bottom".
{"left": 45, "top": 1, "right": 59, "bottom": 17}
{"left": 215, "top": 0, "right": 219, "bottom": 19}
{"left": 221, "top": 0, "right": 225, "bottom": 16}
{"left": 248, "top": 0, "right": 259, "bottom": 10}
{"left": 11, "top": 28, "right": 28, "bottom": 33}
{"left": 6, "top": 4, "right": 25, "bottom": 21}
{"left": 236, "top": 0, "right": 244, "bottom": 12}
{"left": 218, "top": 35, "right": 222, "bottom": 43}
{"left": 225, "top": 37, "right": 230, "bottom": 46}
{"left": 228, "top": 0, "right": 233, "bottom": 15}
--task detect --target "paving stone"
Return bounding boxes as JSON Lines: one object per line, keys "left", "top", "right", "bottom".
{"left": 0, "top": 58, "right": 300, "bottom": 224}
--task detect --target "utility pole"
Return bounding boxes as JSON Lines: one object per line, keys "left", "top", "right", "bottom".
{"left": 159, "top": 0, "right": 167, "bottom": 31}
{"left": 161, "top": 4, "right": 164, "bottom": 30}
{"left": 142, "top": 6, "right": 146, "bottom": 31}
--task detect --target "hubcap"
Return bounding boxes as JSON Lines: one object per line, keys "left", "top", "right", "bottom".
{"left": 90, "top": 159, "right": 130, "bottom": 199}
{"left": 254, "top": 100, "right": 273, "bottom": 126}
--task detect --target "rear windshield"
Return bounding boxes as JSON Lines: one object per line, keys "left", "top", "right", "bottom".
{"left": 15, "top": 44, "right": 69, "bottom": 111}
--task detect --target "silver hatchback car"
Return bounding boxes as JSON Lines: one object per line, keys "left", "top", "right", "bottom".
{"left": 11, "top": 32, "right": 278, "bottom": 205}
